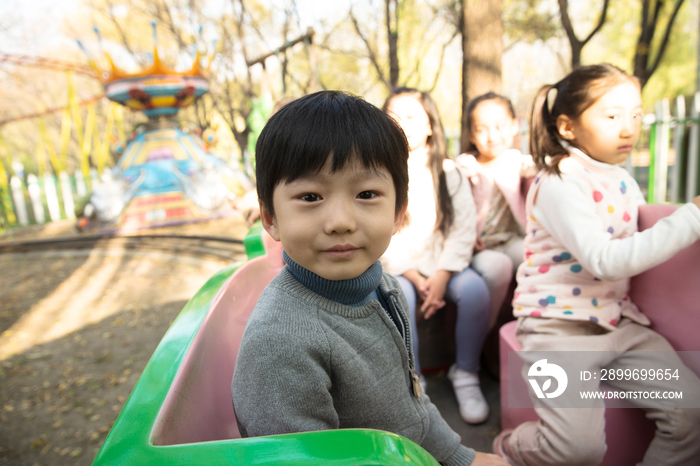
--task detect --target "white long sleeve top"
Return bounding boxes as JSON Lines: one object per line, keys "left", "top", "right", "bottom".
{"left": 513, "top": 148, "right": 700, "bottom": 330}
{"left": 382, "top": 148, "right": 477, "bottom": 277}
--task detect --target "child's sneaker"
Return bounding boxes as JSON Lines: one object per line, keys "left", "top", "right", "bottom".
{"left": 447, "top": 364, "right": 489, "bottom": 424}
{"left": 492, "top": 428, "right": 516, "bottom": 465}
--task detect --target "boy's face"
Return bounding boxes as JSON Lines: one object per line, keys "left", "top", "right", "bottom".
{"left": 261, "top": 157, "right": 406, "bottom": 281}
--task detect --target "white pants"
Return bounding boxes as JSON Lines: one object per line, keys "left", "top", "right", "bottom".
{"left": 509, "top": 317, "right": 700, "bottom": 466}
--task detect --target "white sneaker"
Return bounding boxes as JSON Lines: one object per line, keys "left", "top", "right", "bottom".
{"left": 447, "top": 364, "right": 489, "bottom": 424}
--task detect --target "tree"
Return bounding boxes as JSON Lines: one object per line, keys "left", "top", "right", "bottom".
{"left": 459, "top": 0, "right": 504, "bottom": 152}
{"left": 502, "top": 0, "right": 559, "bottom": 51}
{"left": 349, "top": 0, "right": 400, "bottom": 91}
{"left": 556, "top": 0, "right": 687, "bottom": 88}
{"left": 557, "top": 0, "right": 610, "bottom": 68}
{"left": 387, "top": 0, "right": 400, "bottom": 89}
{"left": 346, "top": 0, "right": 458, "bottom": 96}
{"left": 633, "top": 0, "right": 686, "bottom": 87}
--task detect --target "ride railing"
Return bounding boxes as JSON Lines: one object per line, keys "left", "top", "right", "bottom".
{"left": 1, "top": 169, "right": 100, "bottom": 229}
{"left": 644, "top": 92, "right": 700, "bottom": 204}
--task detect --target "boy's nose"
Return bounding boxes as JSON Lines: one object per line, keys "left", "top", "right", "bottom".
{"left": 324, "top": 199, "right": 356, "bottom": 234}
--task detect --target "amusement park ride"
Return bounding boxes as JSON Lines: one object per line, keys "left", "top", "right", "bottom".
{"left": 1, "top": 23, "right": 322, "bottom": 232}
{"left": 10, "top": 21, "right": 699, "bottom": 466}
{"left": 75, "top": 24, "right": 250, "bottom": 232}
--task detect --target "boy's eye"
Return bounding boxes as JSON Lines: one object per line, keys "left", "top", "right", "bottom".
{"left": 300, "top": 193, "right": 321, "bottom": 202}
{"left": 357, "top": 191, "right": 377, "bottom": 200}
{"left": 608, "top": 114, "right": 619, "bottom": 120}
{"left": 633, "top": 112, "right": 643, "bottom": 119}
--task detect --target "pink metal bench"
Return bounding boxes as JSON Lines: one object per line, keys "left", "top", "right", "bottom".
{"left": 151, "top": 230, "right": 285, "bottom": 445}
{"left": 95, "top": 226, "right": 440, "bottom": 465}
{"left": 499, "top": 204, "right": 700, "bottom": 465}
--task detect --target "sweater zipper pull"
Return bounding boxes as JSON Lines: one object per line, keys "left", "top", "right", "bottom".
{"left": 411, "top": 368, "right": 422, "bottom": 398}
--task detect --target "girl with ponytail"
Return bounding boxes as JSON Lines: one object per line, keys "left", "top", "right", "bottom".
{"left": 493, "top": 63, "right": 700, "bottom": 466}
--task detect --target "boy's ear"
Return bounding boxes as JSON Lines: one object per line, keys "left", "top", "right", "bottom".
{"left": 556, "top": 114, "right": 576, "bottom": 141}
{"left": 392, "top": 199, "right": 408, "bottom": 235}
{"left": 259, "top": 203, "right": 281, "bottom": 242}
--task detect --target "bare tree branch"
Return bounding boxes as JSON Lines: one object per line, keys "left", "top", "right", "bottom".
{"left": 103, "top": 0, "right": 138, "bottom": 61}
{"left": 557, "top": 0, "right": 578, "bottom": 49}
{"left": 582, "top": 0, "right": 610, "bottom": 45}
{"left": 158, "top": 0, "right": 189, "bottom": 51}
{"left": 557, "top": 0, "right": 609, "bottom": 67}
{"left": 648, "top": 0, "right": 684, "bottom": 78}
{"left": 349, "top": 8, "right": 389, "bottom": 88}
{"left": 634, "top": 0, "right": 686, "bottom": 86}
{"left": 427, "top": 29, "right": 459, "bottom": 92}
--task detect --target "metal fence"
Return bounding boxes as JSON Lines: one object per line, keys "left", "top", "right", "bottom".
{"left": 646, "top": 92, "right": 700, "bottom": 204}
{"left": 1, "top": 169, "right": 100, "bottom": 229}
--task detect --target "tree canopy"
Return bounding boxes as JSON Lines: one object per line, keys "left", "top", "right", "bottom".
{"left": 0, "top": 0, "right": 697, "bottom": 178}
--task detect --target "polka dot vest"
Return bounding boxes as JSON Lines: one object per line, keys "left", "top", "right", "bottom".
{"left": 512, "top": 152, "right": 650, "bottom": 330}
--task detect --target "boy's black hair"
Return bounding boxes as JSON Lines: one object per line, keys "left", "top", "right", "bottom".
{"left": 256, "top": 90, "right": 409, "bottom": 217}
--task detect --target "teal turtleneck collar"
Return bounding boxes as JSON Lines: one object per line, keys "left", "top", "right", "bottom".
{"left": 282, "top": 250, "right": 382, "bottom": 307}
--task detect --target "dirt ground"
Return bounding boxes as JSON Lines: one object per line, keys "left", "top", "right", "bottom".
{"left": 0, "top": 214, "right": 504, "bottom": 465}
{"left": 0, "top": 215, "right": 249, "bottom": 466}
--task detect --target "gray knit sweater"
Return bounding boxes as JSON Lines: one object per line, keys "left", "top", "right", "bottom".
{"left": 231, "top": 258, "right": 475, "bottom": 466}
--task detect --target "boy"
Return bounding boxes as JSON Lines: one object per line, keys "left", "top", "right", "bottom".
{"left": 231, "top": 91, "right": 507, "bottom": 466}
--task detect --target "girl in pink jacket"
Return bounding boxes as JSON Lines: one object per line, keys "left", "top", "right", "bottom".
{"left": 456, "top": 93, "right": 534, "bottom": 328}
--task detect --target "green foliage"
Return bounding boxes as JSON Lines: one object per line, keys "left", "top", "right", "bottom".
{"left": 584, "top": 0, "right": 697, "bottom": 107}
{"left": 503, "top": 0, "right": 560, "bottom": 49}
{"left": 582, "top": 0, "right": 639, "bottom": 72}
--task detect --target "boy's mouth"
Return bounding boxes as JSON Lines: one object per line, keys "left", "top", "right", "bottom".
{"left": 323, "top": 245, "right": 359, "bottom": 258}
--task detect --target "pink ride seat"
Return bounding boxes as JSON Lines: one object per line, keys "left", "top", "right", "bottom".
{"left": 499, "top": 204, "right": 700, "bottom": 465}
{"left": 151, "top": 230, "right": 284, "bottom": 445}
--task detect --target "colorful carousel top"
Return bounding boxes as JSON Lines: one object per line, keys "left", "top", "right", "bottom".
{"left": 82, "top": 23, "right": 213, "bottom": 117}
{"left": 78, "top": 24, "right": 251, "bottom": 232}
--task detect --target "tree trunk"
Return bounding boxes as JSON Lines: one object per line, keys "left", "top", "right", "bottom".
{"left": 570, "top": 40, "right": 582, "bottom": 68}
{"left": 633, "top": 0, "right": 686, "bottom": 88}
{"left": 386, "top": 0, "right": 400, "bottom": 89}
{"left": 460, "top": 0, "right": 503, "bottom": 153}
{"left": 557, "top": 0, "right": 610, "bottom": 69}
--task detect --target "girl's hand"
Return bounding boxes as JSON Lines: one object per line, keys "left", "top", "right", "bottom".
{"left": 692, "top": 195, "right": 700, "bottom": 211}
{"left": 419, "top": 270, "right": 452, "bottom": 319}
{"left": 474, "top": 236, "right": 486, "bottom": 253}
{"left": 403, "top": 269, "right": 426, "bottom": 291}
